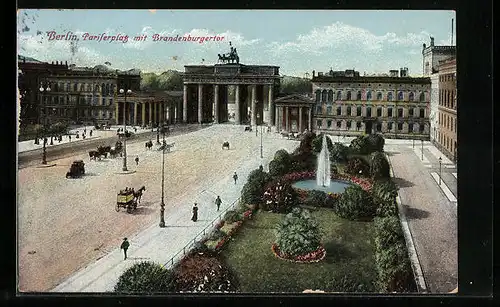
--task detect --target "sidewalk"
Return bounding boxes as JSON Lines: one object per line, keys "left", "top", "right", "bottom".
{"left": 52, "top": 133, "right": 298, "bottom": 292}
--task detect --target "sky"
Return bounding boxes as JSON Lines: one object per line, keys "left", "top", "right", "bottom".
{"left": 17, "top": 10, "right": 456, "bottom": 77}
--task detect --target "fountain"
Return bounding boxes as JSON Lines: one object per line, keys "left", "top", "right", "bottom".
{"left": 316, "top": 134, "right": 331, "bottom": 187}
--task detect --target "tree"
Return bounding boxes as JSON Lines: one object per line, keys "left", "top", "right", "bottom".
{"left": 345, "top": 157, "right": 370, "bottom": 176}
{"left": 370, "top": 152, "right": 391, "bottom": 181}
{"left": 275, "top": 207, "right": 322, "bottom": 257}
{"left": 330, "top": 142, "right": 349, "bottom": 163}
{"left": 269, "top": 149, "right": 292, "bottom": 177}
{"left": 262, "top": 180, "right": 298, "bottom": 213}
{"left": 312, "top": 134, "right": 334, "bottom": 153}
{"left": 335, "top": 185, "right": 376, "bottom": 220}
{"left": 349, "top": 135, "right": 371, "bottom": 154}
{"left": 114, "top": 261, "right": 173, "bottom": 293}
{"left": 280, "top": 76, "right": 312, "bottom": 94}
{"left": 241, "top": 166, "right": 272, "bottom": 207}
{"left": 366, "top": 133, "right": 385, "bottom": 152}
{"left": 372, "top": 180, "right": 399, "bottom": 217}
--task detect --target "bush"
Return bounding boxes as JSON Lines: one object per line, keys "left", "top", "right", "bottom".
{"left": 370, "top": 152, "right": 391, "bottom": 181}
{"left": 262, "top": 180, "right": 299, "bottom": 213}
{"left": 269, "top": 150, "right": 293, "bottom": 177}
{"left": 275, "top": 208, "right": 322, "bottom": 258}
{"left": 293, "top": 131, "right": 316, "bottom": 156}
{"left": 374, "top": 241, "right": 413, "bottom": 293}
{"left": 172, "top": 254, "right": 238, "bottom": 292}
{"left": 335, "top": 185, "right": 376, "bottom": 220}
{"left": 366, "top": 133, "right": 385, "bottom": 152}
{"left": 241, "top": 166, "right": 273, "bottom": 207}
{"left": 330, "top": 142, "right": 349, "bottom": 163}
{"left": 208, "top": 228, "right": 226, "bottom": 241}
{"left": 330, "top": 274, "right": 376, "bottom": 293}
{"left": 114, "top": 261, "right": 173, "bottom": 293}
{"left": 223, "top": 210, "right": 242, "bottom": 224}
{"left": 372, "top": 180, "right": 399, "bottom": 217}
{"left": 349, "top": 136, "right": 371, "bottom": 155}
{"left": 312, "top": 133, "right": 334, "bottom": 153}
{"left": 303, "top": 190, "right": 336, "bottom": 209}
{"left": 345, "top": 158, "right": 370, "bottom": 177}
{"left": 373, "top": 216, "right": 405, "bottom": 250}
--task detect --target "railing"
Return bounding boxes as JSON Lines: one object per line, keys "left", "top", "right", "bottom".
{"left": 162, "top": 196, "right": 241, "bottom": 270}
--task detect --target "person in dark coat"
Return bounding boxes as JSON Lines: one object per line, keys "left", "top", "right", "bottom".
{"left": 135, "top": 155, "right": 139, "bottom": 165}
{"left": 233, "top": 172, "right": 238, "bottom": 184}
{"left": 120, "top": 238, "right": 130, "bottom": 260}
{"left": 191, "top": 203, "right": 198, "bottom": 222}
{"left": 215, "top": 196, "right": 222, "bottom": 211}
{"left": 90, "top": 130, "right": 93, "bottom": 137}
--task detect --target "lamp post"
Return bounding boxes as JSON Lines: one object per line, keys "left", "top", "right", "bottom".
{"left": 156, "top": 126, "right": 160, "bottom": 144}
{"left": 438, "top": 157, "right": 442, "bottom": 185}
{"left": 39, "top": 83, "right": 51, "bottom": 164}
{"left": 421, "top": 139, "right": 424, "bottom": 160}
{"left": 119, "top": 87, "right": 132, "bottom": 171}
{"left": 257, "top": 113, "right": 263, "bottom": 158}
{"left": 159, "top": 124, "right": 168, "bottom": 228}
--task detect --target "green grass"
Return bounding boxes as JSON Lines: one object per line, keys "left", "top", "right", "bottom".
{"left": 221, "top": 206, "right": 377, "bottom": 293}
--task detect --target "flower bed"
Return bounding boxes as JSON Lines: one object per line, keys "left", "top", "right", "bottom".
{"left": 271, "top": 243, "right": 326, "bottom": 263}
{"left": 282, "top": 171, "right": 373, "bottom": 192}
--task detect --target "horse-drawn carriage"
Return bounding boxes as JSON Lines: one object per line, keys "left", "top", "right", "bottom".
{"left": 116, "top": 189, "right": 137, "bottom": 213}
{"left": 66, "top": 160, "right": 85, "bottom": 178}
{"left": 158, "top": 142, "right": 175, "bottom": 152}
{"left": 222, "top": 141, "right": 230, "bottom": 150}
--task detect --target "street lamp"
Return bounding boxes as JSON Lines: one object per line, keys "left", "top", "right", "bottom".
{"left": 421, "top": 139, "right": 424, "bottom": 161}
{"left": 159, "top": 124, "right": 169, "bottom": 228}
{"left": 257, "top": 113, "right": 263, "bottom": 158}
{"left": 39, "top": 83, "right": 51, "bottom": 164}
{"left": 438, "top": 157, "right": 442, "bottom": 185}
{"left": 119, "top": 87, "right": 132, "bottom": 171}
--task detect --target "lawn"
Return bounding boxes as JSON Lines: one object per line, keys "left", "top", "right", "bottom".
{"left": 221, "top": 206, "right": 377, "bottom": 293}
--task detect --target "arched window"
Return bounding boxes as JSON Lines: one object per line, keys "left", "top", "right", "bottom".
{"left": 387, "top": 92, "right": 393, "bottom": 101}
{"left": 356, "top": 91, "right": 361, "bottom": 100}
{"left": 346, "top": 91, "right": 352, "bottom": 100}
{"left": 346, "top": 105, "right": 351, "bottom": 116}
{"left": 321, "top": 90, "right": 327, "bottom": 102}
{"left": 327, "top": 90, "right": 334, "bottom": 103}
{"left": 398, "top": 91, "right": 404, "bottom": 101}
{"left": 336, "top": 91, "right": 342, "bottom": 101}
{"left": 101, "top": 83, "right": 106, "bottom": 95}
{"left": 419, "top": 92, "right": 425, "bottom": 102}
{"left": 106, "top": 84, "right": 110, "bottom": 96}
{"left": 315, "top": 90, "right": 321, "bottom": 102}
{"left": 366, "top": 106, "right": 372, "bottom": 117}
{"left": 377, "top": 92, "right": 382, "bottom": 100}
{"left": 366, "top": 91, "right": 372, "bottom": 101}
{"left": 74, "top": 83, "right": 78, "bottom": 92}
{"left": 66, "top": 83, "right": 70, "bottom": 91}
{"left": 409, "top": 92, "right": 415, "bottom": 101}
{"left": 425, "top": 62, "right": 430, "bottom": 75}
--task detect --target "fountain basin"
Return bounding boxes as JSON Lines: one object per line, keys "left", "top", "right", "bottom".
{"left": 292, "top": 179, "right": 354, "bottom": 194}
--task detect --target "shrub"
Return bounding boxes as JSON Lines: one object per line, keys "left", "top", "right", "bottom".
{"left": 330, "top": 142, "right": 349, "bottom": 163}
{"left": 303, "top": 190, "right": 332, "bottom": 208}
{"left": 223, "top": 210, "right": 242, "bottom": 223}
{"left": 373, "top": 216, "right": 405, "bottom": 250}
{"left": 374, "top": 241, "right": 413, "bottom": 293}
{"left": 172, "top": 254, "right": 238, "bottom": 292}
{"left": 366, "top": 133, "right": 385, "bottom": 152}
{"left": 370, "top": 152, "right": 391, "bottom": 181}
{"left": 312, "top": 133, "right": 334, "bottom": 153}
{"left": 372, "top": 180, "right": 399, "bottom": 217}
{"left": 275, "top": 208, "right": 322, "bottom": 258}
{"left": 335, "top": 185, "right": 376, "bottom": 220}
{"left": 241, "top": 166, "right": 273, "bottom": 207}
{"left": 293, "top": 131, "right": 316, "bottom": 156}
{"left": 262, "top": 180, "right": 299, "bottom": 213}
{"left": 330, "top": 274, "right": 376, "bottom": 293}
{"left": 114, "top": 261, "right": 173, "bottom": 293}
{"left": 349, "top": 136, "right": 371, "bottom": 155}
{"left": 208, "top": 228, "right": 226, "bottom": 241}
{"left": 269, "top": 150, "right": 293, "bottom": 177}
{"left": 345, "top": 158, "right": 370, "bottom": 177}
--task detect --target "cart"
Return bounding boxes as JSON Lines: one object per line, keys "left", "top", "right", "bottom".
{"left": 66, "top": 160, "right": 85, "bottom": 178}
{"left": 116, "top": 190, "right": 137, "bottom": 213}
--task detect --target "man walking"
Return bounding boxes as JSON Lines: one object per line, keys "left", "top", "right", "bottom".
{"left": 191, "top": 203, "right": 198, "bottom": 222}
{"left": 233, "top": 172, "right": 238, "bottom": 184}
{"left": 215, "top": 196, "right": 222, "bottom": 211}
{"left": 120, "top": 238, "right": 130, "bottom": 260}
{"left": 135, "top": 155, "right": 139, "bottom": 165}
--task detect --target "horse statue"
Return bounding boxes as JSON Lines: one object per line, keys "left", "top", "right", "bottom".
{"left": 222, "top": 141, "right": 230, "bottom": 150}
{"left": 217, "top": 42, "right": 240, "bottom": 64}
{"left": 133, "top": 186, "right": 146, "bottom": 203}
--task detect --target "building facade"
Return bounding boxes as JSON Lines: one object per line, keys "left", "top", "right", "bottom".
{"left": 274, "top": 94, "right": 315, "bottom": 133}
{"left": 436, "top": 57, "right": 457, "bottom": 162}
{"left": 311, "top": 69, "right": 431, "bottom": 139}
{"left": 422, "top": 37, "right": 456, "bottom": 143}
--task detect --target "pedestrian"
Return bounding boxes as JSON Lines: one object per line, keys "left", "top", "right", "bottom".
{"left": 84, "top": 128, "right": 86, "bottom": 134}
{"left": 135, "top": 155, "right": 139, "bottom": 165}
{"left": 134, "top": 127, "right": 137, "bottom": 133}
{"left": 90, "top": 130, "right": 93, "bottom": 137}
{"left": 233, "top": 172, "right": 238, "bottom": 184}
{"left": 191, "top": 203, "right": 198, "bottom": 222}
{"left": 69, "top": 135, "right": 72, "bottom": 142}
{"left": 215, "top": 196, "right": 222, "bottom": 211}
{"left": 120, "top": 238, "right": 130, "bottom": 260}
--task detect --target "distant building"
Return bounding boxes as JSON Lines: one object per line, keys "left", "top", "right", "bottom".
{"left": 436, "top": 57, "right": 457, "bottom": 162}
{"left": 311, "top": 69, "right": 431, "bottom": 139}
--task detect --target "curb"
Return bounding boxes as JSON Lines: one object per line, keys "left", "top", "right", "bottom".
{"left": 19, "top": 136, "right": 103, "bottom": 154}
{"left": 35, "top": 163, "right": 57, "bottom": 168}
{"left": 386, "top": 153, "right": 428, "bottom": 293}
{"left": 114, "top": 170, "right": 137, "bottom": 175}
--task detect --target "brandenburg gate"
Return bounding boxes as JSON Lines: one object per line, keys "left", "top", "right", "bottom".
{"left": 183, "top": 45, "right": 281, "bottom": 126}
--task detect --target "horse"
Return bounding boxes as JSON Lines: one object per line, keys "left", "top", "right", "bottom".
{"left": 244, "top": 126, "right": 252, "bottom": 132}
{"left": 108, "top": 148, "right": 118, "bottom": 158}
{"left": 145, "top": 140, "right": 153, "bottom": 150}
{"left": 133, "top": 186, "right": 146, "bottom": 203}
{"left": 88, "top": 150, "right": 99, "bottom": 160}
{"left": 222, "top": 141, "right": 230, "bottom": 150}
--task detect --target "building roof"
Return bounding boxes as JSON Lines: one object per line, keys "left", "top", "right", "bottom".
{"left": 274, "top": 94, "right": 315, "bottom": 105}
{"left": 312, "top": 75, "right": 431, "bottom": 84}
{"left": 18, "top": 55, "right": 45, "bottom": 63}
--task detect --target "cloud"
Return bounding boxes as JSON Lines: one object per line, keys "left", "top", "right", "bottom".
{"left": 268, "top": 22, "right": 431, "bottom": 56}
{"left": 438, "top": 34, "right": 456, "bottom": 46}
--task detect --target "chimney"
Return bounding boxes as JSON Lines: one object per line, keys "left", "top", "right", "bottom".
{"left": 52, "top": 61, "right": 54, "bottom": 64}
{"left": 423, "top": 43, "right": 426, "bottom": 50}
{"left": 430, "top": 37, "right": 435, "bottom": 46}
{"left": 65, "top": 61, "right": 68, "bottom": 66}
{"left": 312, "top": 70, "right": 315, "bottom": 77}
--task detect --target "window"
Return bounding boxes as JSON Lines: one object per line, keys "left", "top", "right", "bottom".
{"left": 387, "top": 92, "right": 393, "bottom": 101}
{"left": 74, "top": 83, "right": 78, "bottom": 92}
{"left": 102, "top": 83, "right": 106, "bottom": 95}
{"left": 316, "top": 105, "right": 322, "bottom": 114}
{"left": 419, "top": 92, "right": 425, "bottom": 102}
{"left": 346, "top": 91, "right": 352, "bottom": 100}
{"left": 409, "top": 92, "right": 415, "bottom": 101}
{"left": 328, "top": 90, "right": 334, "bottom": 103}
{"left": 398, "top": 108, "right": 403, "bottom": 117}
{"left": 109, "top": 98, "right": 113, "bottom": 105}
{"left": 315, "top": 90, "right": 321, "bottom": 102}
{"left": 377, "top": 107, "right": 382, "bottom": 117}
{"left": 366, "top": 107, "right": 372, "bottom": 117}
{"left": 388, "top": 108, "right": 393, "bottom": 117}
{"left": 316, "top": 120, "right": 322, "bottom": 128}
{"left": 397, "top": 123, "right": 403, "bottom": 131}
{"left": 347, "top": 121, "right": 352, "bottom": 129}
{"left": 326, "top": 106, "right": 332, "bottom": 115}
{"left": 106, "top": 84, "right": 110, "bottom": 96}
{"left": 409, "top": 108, "right": 414, "bottom": 117}
{"left": 336, "top": 91, "right": 342, "bottom": 101}
{"left": 356, "top": 106, "right": 362, "bottom": 116}
{"left": 327, "top": 120, "right": 332, "bottom": 128}
{"left": 419, "top": 124, "right": 425, "bottom": 133}
{"left": 347, "top": 106, "right": 352, "bottom": 115}
{"left": 66, "top": 83, "right": 70, "bottom": 91}
{"left": 408, "top": 123, "right": 414, "bottom": 132}
{"left": 420, "top": 108, "right": 425, "bottom": 118}
{"left": 356, "top": 122, "right": 361, "bottom": 130}
{"left": 398, "top": 91, "right": 404, "bottom": 101}
{"left": 357, "top": 91, "right": 362, "bottom": 100}
{"left": 387, "top": 122, "right": 393, "bottom": 131}
{"left": 321, "top": 90, "right": 327, "bottom": 102}
{"left": 336, "top": 106, "right": 341, "bottom": 115}
{"left": 337, "top": 121, "right": 342, "bottom": 128}
{"left": 377, "top": 92, "right": 382, "bottom": 100}
{"left": 366, "top": 91, "right": 372, "bottom": 100}
{"left": 102, "top": 97, "right": 106, "bottom": 105}
{"left": 376, "top": 123, "right": 382, "bottom": 132}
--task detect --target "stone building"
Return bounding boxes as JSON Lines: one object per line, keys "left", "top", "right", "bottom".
{"left": 436, "top": 57, "right": 457, "bottom": 162}
{"left": 183, "top": 45, "right": 280, "bottom": 126}
{"left": 311, "top": 69, "right": 431, "bottom": 139}
{"left": 422, "top": 37, "right": 456, "bottom": 143}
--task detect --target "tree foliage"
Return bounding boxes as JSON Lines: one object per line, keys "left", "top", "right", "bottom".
{"left": 241, "top": 166, "right": 272, "bottom": 207}
{"left": 372, "top": 180, "right": 399, "bottom": 217}
{"left": 280, "top": 76, "right": 312, "bottom": 94}
{"left": 269, "top": 149, "right": 293, "bottom": 178}
{"left": 275, "top": 207, "right": 322, "bottom": 257}
{"left": 114, "top": 261, "right": 173, "bottom": 293}
{"left": 370, "top": 152, "right": 391, "bottom": 181}
{"left": 140, "top": 70, "right": 183, "bottom": 91}
{"left": 262, "top": 180, "right": 299, "bottom": 213}
{"left": 330, "top": 142, "right": 349, "bottom": 163}
{"left": 335, "top": 185, "right": 376, "bottom": 220}
{"left": 312, "top": 134, "right": 334, "bottom": 153}
{"left": 345, "top": 157, "right": 370, "bottom": 176}
{"left": 349, "top": 134, "right": 385, "bottom": 155}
